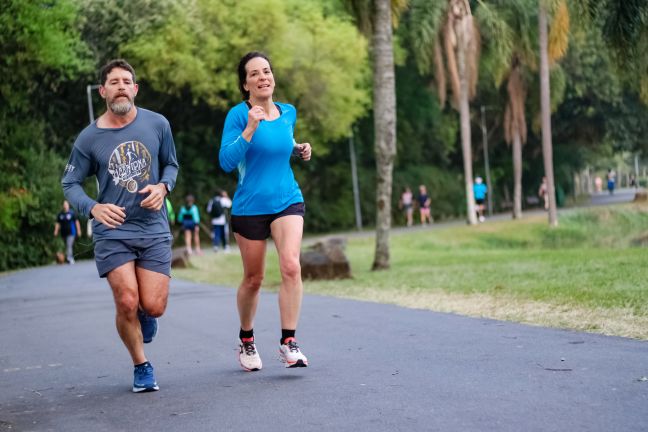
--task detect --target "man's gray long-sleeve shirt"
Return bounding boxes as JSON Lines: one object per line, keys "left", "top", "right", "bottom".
{"left": 62, "top": 108, "right": 179, "bottom": 241}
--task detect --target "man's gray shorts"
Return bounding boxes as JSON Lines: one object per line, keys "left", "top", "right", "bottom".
{"left": 94, "top": 237, "right": 172, "bottom": 278}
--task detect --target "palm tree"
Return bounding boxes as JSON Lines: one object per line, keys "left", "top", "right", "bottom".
{"left": 478, "top": 0, "right": 569, "bottom": 222}
{"left": 346, "top": 0, "right": 408, "bottom": 270}
{"left": 478, "top": 0, "right": 532, "bottom": 220}
{"left": 538, "top": 0, "right": 569, "bottom": 226}
{"left": 504, "top": 59, "right": 527, "bottom": 219}
{"left": 410, "top": 0, "right": 481, "bottom": 225}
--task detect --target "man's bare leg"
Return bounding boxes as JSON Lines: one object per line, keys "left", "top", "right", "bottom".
{"left": 136, "top": 267, "right": 169, "bottom": 318}
{"left": 107, "top": 262, "right": 146, "bottom": 365}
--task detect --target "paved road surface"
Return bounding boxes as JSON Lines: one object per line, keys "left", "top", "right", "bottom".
{"left": 318, "top": 187, "right": 640, "bottom": 242}
{"left": 1, "top": 261, "right": 647, "bottom": 431}
{"left": 589, "top": 187, "right": 638, "bottom": 206}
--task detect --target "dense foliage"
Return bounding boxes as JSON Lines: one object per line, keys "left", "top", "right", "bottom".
{"left": 1, "top": 0, "right": 646, "bottom": 270}
{"left": 0, "top": 0, "right": 91, "bottom": 270}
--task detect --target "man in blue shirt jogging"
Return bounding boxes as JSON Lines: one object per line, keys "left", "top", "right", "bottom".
{"left": 62, "top": 59, "right": 178, "bottom": 393}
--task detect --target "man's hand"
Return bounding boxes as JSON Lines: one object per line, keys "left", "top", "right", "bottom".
{"left": 139, "top": 183, "right": 167, "bottom": 211}
{"left": 293, "top": 142, "right": 312, "bottom": 161}
{"left": 91, "top": 203, "right": 126, "bottom": 229}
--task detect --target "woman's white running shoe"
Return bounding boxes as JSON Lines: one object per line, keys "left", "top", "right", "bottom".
{"left": 238, "top": 340, "right": 262, "bottom": 371}
{"left": 279, "top": 338, "right": 308, "bottom": 368}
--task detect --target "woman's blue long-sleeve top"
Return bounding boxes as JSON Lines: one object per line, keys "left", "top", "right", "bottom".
{"left": 219, "top": 101, "right": 303, "bottom": 216}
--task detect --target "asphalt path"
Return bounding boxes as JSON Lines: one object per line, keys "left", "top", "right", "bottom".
{"left": 1, "top": 257, "right": 647, "bottom": 431}
{"left": 317, "top": 187, "right": 640, "bottom": 242}
{"left": 589, "top": 187, "right": 639, "bottom": 207}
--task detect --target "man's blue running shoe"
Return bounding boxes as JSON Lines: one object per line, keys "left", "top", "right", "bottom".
{"left": 133, "top": 361, "right": 159, "bottom": 393}
{"left": 137, "top": 309, "right": 158, "bottom": 343}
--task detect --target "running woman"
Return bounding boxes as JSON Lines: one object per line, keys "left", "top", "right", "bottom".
{"left": 62, "top": 59, "right": 179, "bottom": 392}
{"left": 219, "top": 51, "right": 312, "bottom": 371}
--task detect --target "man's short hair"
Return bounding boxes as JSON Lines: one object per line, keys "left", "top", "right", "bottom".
{"left": 99, "top": 59, "right": 136, "bottom": 86}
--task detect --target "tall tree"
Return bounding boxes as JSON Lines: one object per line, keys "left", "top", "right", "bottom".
{"left": 409, "top": 0, "right": 481, "bottom": 225}
{"left": 370, "top": 0, "right": 397, "bottom": 269}
{"left": 477, "top": 0, "right": 568, "bottom": 220}
{"left": 477, "top": 0, "right": 530, "bottom": 220}
{"left": 505, "top": 60, "right": 527, "bottom": 218}
{"left": 538, "top": 0, "right": 569, "bottom": 226}
{"left": 346, "top": 0, "right": 407, "bottom": 270}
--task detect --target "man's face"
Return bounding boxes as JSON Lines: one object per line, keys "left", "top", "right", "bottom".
{"left": 99, "top": 67, "right": 138, "bottom": 116}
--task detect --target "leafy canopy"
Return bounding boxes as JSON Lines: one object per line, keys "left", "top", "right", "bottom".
{"left": 122, "top": 0, "right": 370, "bottom": 146}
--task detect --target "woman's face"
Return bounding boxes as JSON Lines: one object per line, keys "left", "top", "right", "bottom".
{"left": 244, "top": 57, "right": 275, "bottom": 100}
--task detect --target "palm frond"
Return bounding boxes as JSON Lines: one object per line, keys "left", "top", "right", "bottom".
{"left": 408, "top": 0, "right": 447, "bottom": 74}
{"left": 601, "top": 0, "right": 648, "bottom": 63}
{"left": 475, "top": 0, "right": 514, "bottom": 85}
{"left": 506, "top": 63, "right": 527, "bottom": 144}
{"left": 504, "top": 101, "right": 513, "bottom": 145}
{"left": 345, "top": 0, "right": 373, "bottom": 36}
{"left": 548, "top": 0, "right": 570, "bottom": 63}
{"left": 467, "top": 16, "right": 481, "bottom": 99}
{"left": 433, "top": 36, "right": 447, "bottom": 107}
{"left": 444, "top": 16, "right": 460, "bottom": 108}
{"left": 391, "top": 0, "right": 409, "bottom": 28}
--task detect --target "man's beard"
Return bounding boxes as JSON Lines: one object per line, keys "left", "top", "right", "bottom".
{"left": 109, "top": 98, "right": 133, "bottom": 116}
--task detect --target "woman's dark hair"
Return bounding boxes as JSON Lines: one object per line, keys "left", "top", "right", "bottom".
{"left": 237, "top": 51, "right": 272, "bottom": 100}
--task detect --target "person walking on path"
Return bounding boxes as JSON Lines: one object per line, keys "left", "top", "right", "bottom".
{"left": 207, "top": 189, "right": 232, "bottom": 252}
{"left": 219, "top": 51, "right": 312, "bottom": 371}
{"left": 62, "top": 59, "right": 179, "bottom": 393}
{"left": 54, "top": 200, "right": 82, "bottom": 264}
{"left": 607, "top": 169, "right": 616, "bottom": 195}
{"left": 399, "top": 186, "right": 414, "bottom": 227}
{"left": 178, "top": 195, "right": 202, "bottom": 255}
{"left": 473, "top": 177, "right": 488, "bottom": 222}
{"left": 538, "top": 176, "right": 549, "bottom": 210}
{"left": 417, "top": 184, "right": 432, "bottom": 225}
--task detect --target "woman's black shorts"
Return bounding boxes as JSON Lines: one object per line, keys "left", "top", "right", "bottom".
{"left": 231, "top": 202, "right": 305, "bottom": 240}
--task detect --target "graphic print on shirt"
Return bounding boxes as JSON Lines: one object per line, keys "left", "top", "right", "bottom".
{"left": 107, "top": 141, "right": 152, "bottom": 193}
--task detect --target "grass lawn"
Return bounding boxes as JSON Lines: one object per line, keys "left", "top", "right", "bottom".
{"left": 173, "top": 204, "right": 648, "bottom": 340}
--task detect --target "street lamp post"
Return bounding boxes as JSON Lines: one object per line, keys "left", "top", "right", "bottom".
{"left": 86, "top": 84, "right": 100, "bottom": 124}
{"left": 349, "top": 130, "right": 362, "bottom": 231}
{"left": 85, "top": 84, "right": 101, "bottom": 238}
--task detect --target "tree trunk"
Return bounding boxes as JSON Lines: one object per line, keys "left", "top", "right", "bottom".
{"left": 538, "top": 3, "right": 558, "bottom": 226}
{"left": 456, "top": 17, "right": 477, "bottom": 225}
{"left": 512, "top": 128, "right": 523, "bottom": 219}
{"left": 371, "top": 0, "right": 397, "bottom": 270}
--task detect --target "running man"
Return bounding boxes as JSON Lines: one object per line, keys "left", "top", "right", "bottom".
{"left": 62, "top": 59, "right": 179, "bottom": 393}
